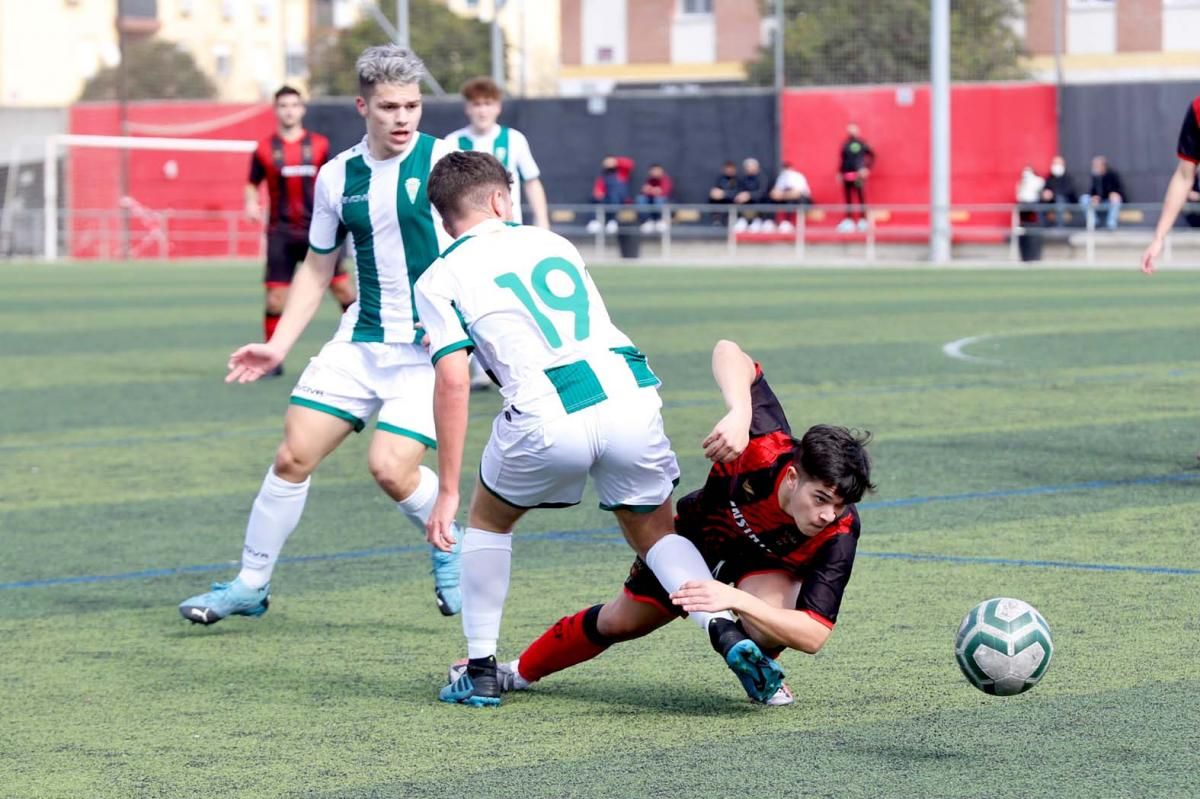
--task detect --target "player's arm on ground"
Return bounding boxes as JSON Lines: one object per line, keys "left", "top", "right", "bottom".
{"left": 413, "top": 266, "right": 473, "bottom": 550}
{"left": 703, "top": 339, "right": 757, "bottom": 463}
{"left": 669, "top": 580, "right": 833, "bottom": 654}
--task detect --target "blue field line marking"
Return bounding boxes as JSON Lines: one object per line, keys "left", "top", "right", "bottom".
{"left": 0, "top": 527, "right": 622, "bottom": 591}
{"left": 860, "top": 551, "right": 1200, "bottom": 575}
{"left": 858, "top": 471, "right": 1200, "bottom": 510}
{"left": 6, "top": 471, "right": 1200, "bottom": 591}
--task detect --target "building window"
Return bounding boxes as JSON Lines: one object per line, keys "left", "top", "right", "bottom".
{"left": 178, "top": 0, "right": 193, "bottom": 16}
{"left": 286, "top": 45, "right": 306, "bottom": 76}
{"left": 213, "top": 44, "right": 232, "bottom": 77}
{"left": 681, "top": 0, "right": 713, "bottom": 14}
{"left": 257, "top": 0, "right": 272, "bottom": 21}
{"left": 222, "top": 0, "right": 235, "bottom": 21}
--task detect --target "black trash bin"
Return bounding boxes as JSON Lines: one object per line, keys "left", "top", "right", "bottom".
{"left": 617, "top": 225, "right": 641, "bottom": 259}
{"left": 1018, "top": 229, "right": 1043, "bottom": 262}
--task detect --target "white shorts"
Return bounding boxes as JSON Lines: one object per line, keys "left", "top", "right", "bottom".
{"left": 289, "top": 340, "right": 436, "bottom": 447}
{"left": 479, "top": 392, "right": 680, "bottom": 511}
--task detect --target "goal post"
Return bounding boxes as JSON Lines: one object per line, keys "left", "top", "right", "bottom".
{"left": 42, "top": 133, "right": 256, "bottom": 260}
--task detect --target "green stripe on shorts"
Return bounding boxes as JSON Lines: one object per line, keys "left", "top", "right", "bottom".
{"left": 376, "top": 422, "right": 437, "bottom": 449}
{"left": 289, "top": 396, "right": 365, "bottom": 432}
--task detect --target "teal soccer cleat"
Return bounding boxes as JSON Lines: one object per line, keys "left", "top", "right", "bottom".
{"left": 178, "top": 577, "right": 270, "bottom": 625}
{"left": 725, "top": 638, "right": 785, "bottom": 704}
{"left": 439, "top": 655, "right": 501, "bottom": 707}
{"left": 431, "top": 526, "right": 462, "bottom": 616}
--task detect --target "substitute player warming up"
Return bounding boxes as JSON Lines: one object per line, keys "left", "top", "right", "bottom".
{"left": 415, "top": 152, "right": 786, "bottom": 707}
{"left": 179, "top": 46, "right": 463, "bottom": 626}
{"left": 451, "top": 340, "right": 874, "bottom": 705}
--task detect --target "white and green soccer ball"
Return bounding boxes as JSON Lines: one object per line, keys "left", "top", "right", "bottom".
{"left": 954, "top": 597, "right": 1053, "bottom": 696}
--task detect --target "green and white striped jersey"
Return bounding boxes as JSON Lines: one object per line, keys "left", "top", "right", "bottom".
{"left": 445, "top": 125, "right": 540, "bottom": 225}
{"left": 309, "top": 132, "right": 455, "bottom": 344}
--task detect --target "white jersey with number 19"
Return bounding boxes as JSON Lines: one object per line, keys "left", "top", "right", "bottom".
{"left": 414, "top": 219, "right": 661, "bottom": 421}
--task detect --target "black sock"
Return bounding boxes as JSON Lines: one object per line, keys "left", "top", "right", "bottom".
{"left": 708, "top": 618, "right": 749, "bottom": 658}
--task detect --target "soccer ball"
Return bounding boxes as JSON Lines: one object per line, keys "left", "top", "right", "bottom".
{"left": 954, "top": 597, "right": 1053, "bottom": 696}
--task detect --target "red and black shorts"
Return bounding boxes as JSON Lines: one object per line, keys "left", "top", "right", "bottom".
{"left": 265, "top": 231, "right": 347, "bottom": 287}
{"left": 623, "top": 534, "right": 793, "bottom": 617}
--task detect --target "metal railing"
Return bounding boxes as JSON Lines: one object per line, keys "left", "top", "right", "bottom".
{"left": 5, "top": 201, "right": 1200, "bottom": 265}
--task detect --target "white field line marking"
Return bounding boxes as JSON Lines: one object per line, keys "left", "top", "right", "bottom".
{"left": 942, "top": 334, "right": 1003, "bottom": 365}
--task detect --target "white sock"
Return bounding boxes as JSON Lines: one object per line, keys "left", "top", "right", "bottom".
{"left": 461, "top": 528, "right": 513, "bottom": 659}
{"left": 396, "top": 464, "right": 439, "bottom": 535}
{"left": 509, "top": 659, "right": 531, "bottom": 689}
{"left": 237, "top": 467, "right": 310, "bottom": 589}
{"left": 644, "top": 533, "right": 735, "bottom": 631}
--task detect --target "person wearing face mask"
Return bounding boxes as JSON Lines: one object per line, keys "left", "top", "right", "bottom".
{"left": 1039, "top": 156, "right": 1078, "bottom": 228}
{"left": 446, "top": 339, "right": 875, "bottom": 707}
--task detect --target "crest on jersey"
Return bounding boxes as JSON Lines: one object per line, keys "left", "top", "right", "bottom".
{"left": 405, "top": 177, "right": 421, "bottom": 203}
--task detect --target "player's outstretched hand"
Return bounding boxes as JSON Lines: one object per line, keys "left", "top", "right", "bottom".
{"left": 1141, "top": 238, "right": 1162, "bottom": 275}
{"left": 226, "top": 343, "right": 285, "bottom": 384}
{"left": 426, "top": 491, "right": 460, "bottom": 552}
{"left": 703, "top": 409, "right": 750, "bottom": 463}
{"left": 670, "top": 579, "right": 744, "bottom": 615}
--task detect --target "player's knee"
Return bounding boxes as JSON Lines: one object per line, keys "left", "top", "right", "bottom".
{"left": 274, "top": 441, "right": 317, "bottom": 481}
{"left": 368, "top": 453, "right": 420, "bottom": 498}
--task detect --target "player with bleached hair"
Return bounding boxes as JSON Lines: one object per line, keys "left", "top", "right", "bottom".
{"left": 178, "top": 45, "right": 463, "bottom": 625}
{"left": 414, "top": 151, "right": 786, "bottom": 707}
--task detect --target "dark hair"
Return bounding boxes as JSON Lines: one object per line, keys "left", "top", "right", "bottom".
{"left": 461, "top": 76, "right": 502, "bottom": 102}
{"left": 793, "top": 425, "right": 875, "bottom": 504}
{"left": 428, "top": 151, "right": 513, "bottom": 222}
{"left": 274, "top": 85, "right": 303, "bottom": 102}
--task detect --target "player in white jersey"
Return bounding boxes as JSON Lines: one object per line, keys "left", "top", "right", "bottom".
{"left": 178, "top": 45, "right": 464, "bottom": 625}
{"left": 445, "top": 76, "right": 549, "bottom": 392}
{"left": 413, "top": 151, "right": 785, "bottom": 707}
{"left": 445, "top": 76, "right": 548, "bottom": 229}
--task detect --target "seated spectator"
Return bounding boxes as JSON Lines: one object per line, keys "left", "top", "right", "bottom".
{"left": 588, "top": 155, "right": 634, "bottom": 233}
{"left": 733, "top": 158, "right": 769, "bottom": 232}
{"left": 1079, "top": 155, "right": 1126, "bottom": 230}
{"left": 708, "top": 160, "right": 739, "bottom": 224}
{"left": 1015, "top": 163, "right": 1045, "bottom": 225}
{"left": 1039, "top": 155, "right": 1077, "bottom": 228}
{"left": 767, "top": 161, "right": 812, "bottom": 233}
{"left": 637, "top": 163, "right": 673, "bottom": 232}
{"left": 1186, "top": 173, "right": 1200, "bottom": 229}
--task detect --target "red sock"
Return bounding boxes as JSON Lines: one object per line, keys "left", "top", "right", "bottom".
{"left": 517, "top": 605, "right": 610, "bottom": 683}
{"left": 264, "top": 312, "right": 281, "bottom": 342}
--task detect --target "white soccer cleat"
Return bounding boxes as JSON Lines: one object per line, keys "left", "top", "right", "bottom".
{"left": 760, "top": 681, "right": 794, "bottom": 706}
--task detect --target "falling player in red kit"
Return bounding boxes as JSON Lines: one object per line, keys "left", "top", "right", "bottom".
{"left": 448, "top": 339, "right": 875, "bottom": 705}
{"left": 247, "top": 86, "right": 356, "bottom": 376}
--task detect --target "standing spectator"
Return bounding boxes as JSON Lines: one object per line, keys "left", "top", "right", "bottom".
{"left": 588, "top": 155, "right": 634, "bottom": 233}
{"left": 837, "top": 123, "right": 874, "bottom": 232}
{"left": 1079, "top": 156, "right": 1126, "bottom": 231}
{"left": 768, "top": 161, "right": 812, "bottom": 233}
{"left": 637, "top": 163, "right": 674, "bottom": 232}
{"left": 246, "top": 86, "right": 356, "bottom": 377}
{"left": 1015, "top": 163, "right": 1045, "bottom": 225}
{"left": 708, "top": 160, "right": 740, "bottom": 224}
{"left": 733, "top": 158, "right": 770, "bottom": 231}
{"left": 1040, "top": 155, "right": 1077, "bottom": 228}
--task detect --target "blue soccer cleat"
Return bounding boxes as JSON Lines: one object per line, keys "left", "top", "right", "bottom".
{"left": 178, "top": 577, "right": 270, "bottom": 625}
{"left": 439, "top": 655, "right": 501, "bottom": 707}
{"left": 431, "top": 526, "right": 462, "bottom": 616}
{"left": 725, "top": 638, "right": 785, "bottom": 704}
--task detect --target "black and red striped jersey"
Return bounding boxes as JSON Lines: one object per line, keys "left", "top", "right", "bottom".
{"left": 248, "top": 130, "right": 330, "bottom": 238}
{"left": 675, "top": 365, "right": 861, "bottom": 627}
{"left": 1178, "top": 97, "right": 1200, "bottom": 164}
